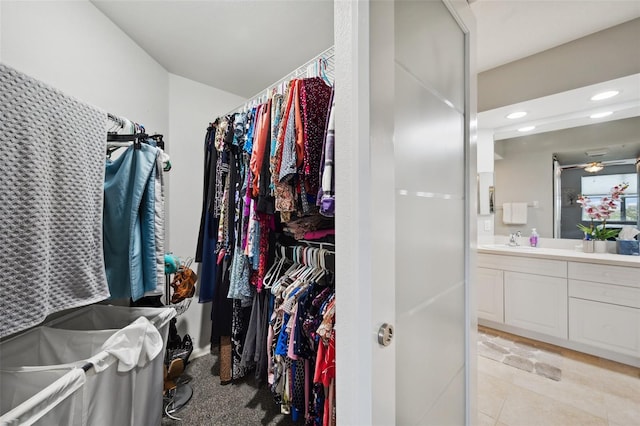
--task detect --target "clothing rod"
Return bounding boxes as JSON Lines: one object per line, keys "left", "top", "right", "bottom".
{"left": 107, "top": 112, "right": 151, "bottom": 136}
{"left": 276, "top": 241, "right": 335, "bottom": 256}
{"left": 107, "top": 113, "right": 125, "bottom": 129}
{"left": 298, "top": 240, "right": 335, "bottom": 251}
{"left": 226, "top": 45, "right": 335, "bottom": 115}
{"left": 107, "top": 133, "right": 148, "bottom": 142}
{"left": 106, "top": 111, "right": 165, "bottom": 150}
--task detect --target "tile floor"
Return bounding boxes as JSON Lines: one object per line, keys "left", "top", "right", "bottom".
{"left": 477, "top": 326, "right": 640, "bottom": 426}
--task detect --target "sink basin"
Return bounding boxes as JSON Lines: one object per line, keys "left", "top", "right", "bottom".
{"left": 480, "top": 244, "right": 538, "bottom": 250}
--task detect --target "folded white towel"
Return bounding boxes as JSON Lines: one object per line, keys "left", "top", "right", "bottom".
{"left": 511, "top": 202, "right": 528, "bottom": 224}
{"left": 502, "top": 203, "right": 513, "bottom": 224}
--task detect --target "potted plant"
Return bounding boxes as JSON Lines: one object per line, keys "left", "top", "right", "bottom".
{"left": 577, "top": 183, "right": 629, "bottom": 252}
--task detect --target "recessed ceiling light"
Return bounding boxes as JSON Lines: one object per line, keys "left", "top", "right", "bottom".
{"left": 591, "top": 90, "right": 619, "bottom": 101}
{"left": 518, "top": 126, "right": 535, "bottom": 132}
{"left": 590, "top": 111, "right": 613, "bottom": 119}
{"left": 506, "top": 111, "right": 527, "bottom": 119}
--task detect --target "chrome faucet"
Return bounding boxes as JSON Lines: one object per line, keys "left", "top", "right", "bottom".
{"left": 508, "top": 231, "right": 522, "bottom": 246}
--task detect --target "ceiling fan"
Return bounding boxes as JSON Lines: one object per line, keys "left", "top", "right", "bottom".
{"left": 558, "top": 158, "right": 637, "bottom": 172}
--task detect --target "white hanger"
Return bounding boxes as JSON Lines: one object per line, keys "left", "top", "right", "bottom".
{"left": 310, "top": 248, "right": 327, "bottom": 283}
{"left": 271, "top": 246, "right": 301, "bottom": 296}
{"left": 264, "top": 246, "right": 289, "bottom": 289}
{"left": 283, "top": 248, "right": 314, "bottom": 298}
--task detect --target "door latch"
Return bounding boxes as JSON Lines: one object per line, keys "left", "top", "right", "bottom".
{"left": 377, "top": 323, "right": 394, "bottom": 347}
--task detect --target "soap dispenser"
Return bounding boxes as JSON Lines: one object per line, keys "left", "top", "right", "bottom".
{"left": 529, "top": 228, "right": 539, "bottom": 247}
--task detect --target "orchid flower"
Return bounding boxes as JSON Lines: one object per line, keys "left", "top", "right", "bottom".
{"left": 577, "top": 183, "right": 629, "bottom": 240}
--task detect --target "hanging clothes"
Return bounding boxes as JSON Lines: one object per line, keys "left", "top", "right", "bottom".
{"left": 318, "top": 90, "right": 335, "bottom": 217}
{"left": 152, "top": 148, "right": 167, "bottom": 292}
{"left": 299, "top": 77, "right": 333, "bottom": 199}
{"left": 196, "top": 125, "right": 220, "bottom": 303}
{"left": 195, "top": 61, "right": 337, "bottom": 423}
{"left": 103, "top": 143, "right": 160, "bottom": 300}
{"left": 231, "top": 299, "right": 253, "bottom": 380}
{"left": 250, "top": 102, "right": 271, "bottom": 198}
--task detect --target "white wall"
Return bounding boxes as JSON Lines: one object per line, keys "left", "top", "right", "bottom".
{"left": 0, "top": 0, "right": 247, "bottom": 357}
{"left": 0, "top": 0, "right": 169, "bottom": 133}
{"left": 478, "top": 18, "right": 640, "bottom": 111}
{"left": 167, "top": 73, "right": 245, "bottom": 356}
{"left": 0, "top": 2, "right": 2, "bottom": 61}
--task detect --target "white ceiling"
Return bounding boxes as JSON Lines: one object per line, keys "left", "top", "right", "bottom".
{"left": 92, "top": 0, "right": 334, "bottom": 98}
{"left": 92, "top": 0, "right": 640, "bottom": 145}
{"left": 471, "top": 0, "right": 640, "bottom": 73}
{"left": 92, "top": 0, "right": 640, "bottom": 98}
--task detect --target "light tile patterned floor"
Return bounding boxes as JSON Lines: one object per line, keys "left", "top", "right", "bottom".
{"left": 478, "top": 327, "right": 640, "bottom": 426}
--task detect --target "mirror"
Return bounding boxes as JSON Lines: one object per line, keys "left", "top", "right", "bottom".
{"left": 490, "top": 114, "right": 640, "bottom": 239}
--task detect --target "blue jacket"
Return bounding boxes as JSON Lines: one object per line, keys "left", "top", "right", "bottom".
{"left": 104, "top": 144, "right": 159, "bottom": 300}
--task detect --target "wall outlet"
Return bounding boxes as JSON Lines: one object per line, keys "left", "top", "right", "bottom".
{"left": 484, "top": 220, "right": 492, "bottom": 231}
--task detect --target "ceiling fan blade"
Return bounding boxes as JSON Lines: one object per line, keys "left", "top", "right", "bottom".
{"left": 606, "top": 159, "right": 636, "bottom": 166}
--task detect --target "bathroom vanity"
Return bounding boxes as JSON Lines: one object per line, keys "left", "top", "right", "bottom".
{"left": 477, "top": 243, "right": 640, "bottom": 367}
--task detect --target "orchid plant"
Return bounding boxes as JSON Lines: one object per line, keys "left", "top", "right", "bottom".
{"left": 577, "top": 183, "right": 629, "bottom": 240}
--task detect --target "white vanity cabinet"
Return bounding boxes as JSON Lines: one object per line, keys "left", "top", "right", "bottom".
{"left": 568, "top": 262, "right": 640, "bottom": 358}
{"left": 477, "top": 247, "right": 640, "bottom": 367}
{"left": 478, "top": 254, "right": 567, "bottom": 338}
{"left": 477, "top": 267, "right": 504, "bottom": 323}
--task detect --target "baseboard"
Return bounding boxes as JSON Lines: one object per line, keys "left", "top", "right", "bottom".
{"left": 190, "top": 346, "right": 211, "bottom": 360}
{"left": 479, "top": 319, "right": 640, "bottom": 368}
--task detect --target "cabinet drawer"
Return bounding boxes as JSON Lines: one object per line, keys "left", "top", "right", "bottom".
{"left": 568, "top": 262, "right": 640, "bottom": 288}
{"left": 478, "top": 254, "right": 566, "bottom": 278}
{"left": 569, "top": 280, "right": 640, "bottom": 309}
{"left": 569, "top": 298, "right": 640, "bottom": 357}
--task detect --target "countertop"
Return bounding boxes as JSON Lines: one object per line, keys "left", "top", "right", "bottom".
{"left": 477, "top": 244, "right": 640, "bottom": 268}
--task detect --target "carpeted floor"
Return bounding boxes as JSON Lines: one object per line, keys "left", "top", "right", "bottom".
{"left": 162, "top": 352, "right": 296, "bottom": 426}
{"left": 478, "top": 330, "right": 563, "bottom": 381}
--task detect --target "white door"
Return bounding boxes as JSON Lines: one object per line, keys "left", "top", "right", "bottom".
{"left": 335, "top": 0, "right": 476, "bottom": 424}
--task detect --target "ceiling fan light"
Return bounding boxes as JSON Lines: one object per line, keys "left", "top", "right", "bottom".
{"left": 584, "top": 162, "right": 604, "bottom": 173}
{"left": 590, "top": 90, "right": 619, "bottom": 101}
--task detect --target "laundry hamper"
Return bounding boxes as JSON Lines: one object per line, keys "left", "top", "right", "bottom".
{"left": 0, "top": 305, "right": 175, "bottom": 426}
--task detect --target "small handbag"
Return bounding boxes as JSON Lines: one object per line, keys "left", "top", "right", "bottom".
{"left": 170, "top": 259, "right": 198, "bottom": 304}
